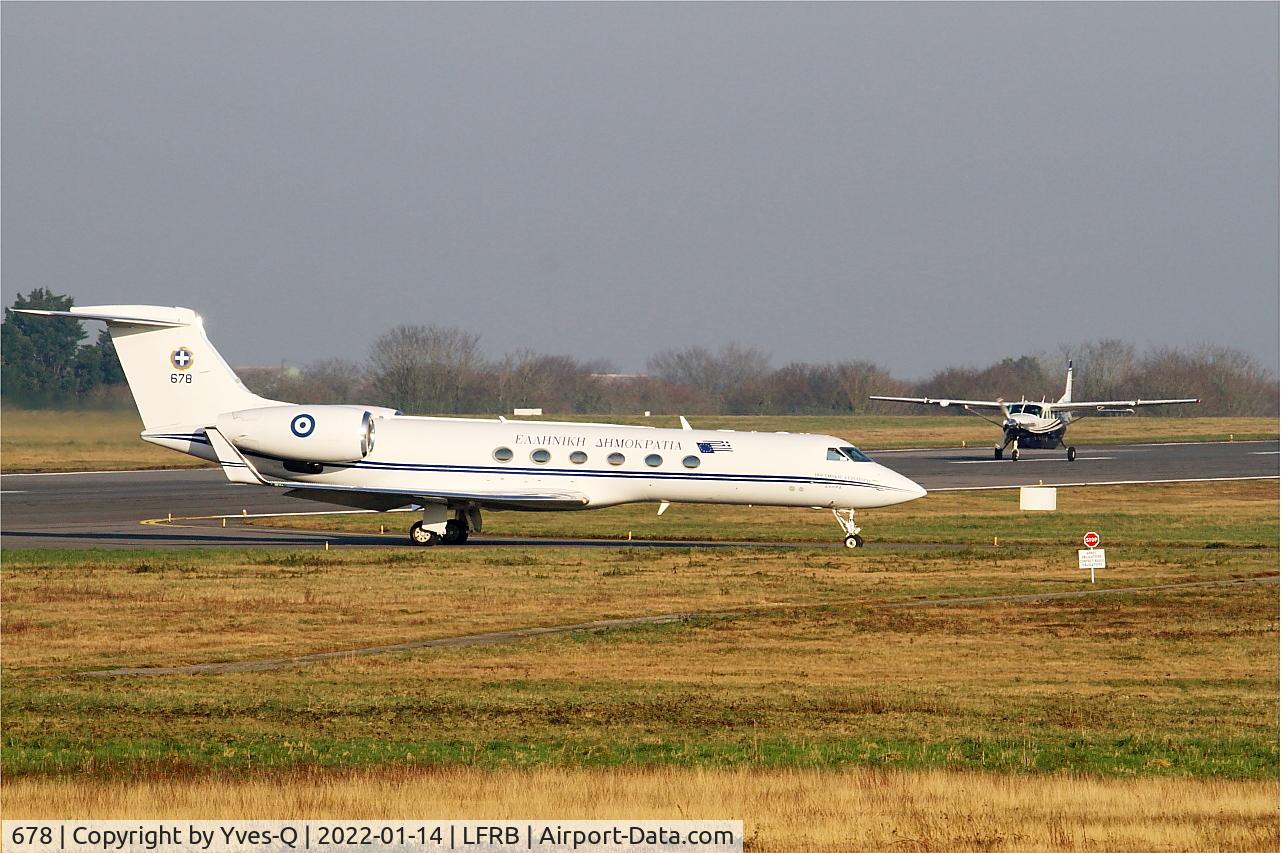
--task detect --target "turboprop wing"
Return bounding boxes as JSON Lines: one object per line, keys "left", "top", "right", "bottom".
{"left": 1051, "top": 398, "right": 1200, "bottom": 411}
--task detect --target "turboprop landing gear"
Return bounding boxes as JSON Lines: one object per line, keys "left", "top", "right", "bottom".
{"left": 1066, "top": 446, "right": 1077, "bottom": 462}
{"left": 833, "top": 508, "right": 865, "bottom": 548}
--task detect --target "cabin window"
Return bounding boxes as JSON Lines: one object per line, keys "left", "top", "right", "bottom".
{"left": 607, "top": 452, "right": 625, "bottom": 466}
{"left": 493, "top": 447, "right": 514, "bottom": 462}
{"left": 530, "top": 448, "right": 551, "bottom": 463}
{"left": 645, "top": 454, "right": 663, "bottom": 467}
{"left": 841, "top": 446, "right": 871, "bottom": 462}
{"left": 569, "top": 451, "right": 588, "bottom": 464}
{"left": 827, "top": 448, "right": 844, "bottom": 461}
{"left": 682, "top": 455, "right": 701, "bottom": 469}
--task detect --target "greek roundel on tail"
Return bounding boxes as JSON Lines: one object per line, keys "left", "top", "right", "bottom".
{"left": 870, "top": 361, "right": 1199, "bottom": 462}
{"left": 17, "top": 304, "right": 926, "bottom": 548}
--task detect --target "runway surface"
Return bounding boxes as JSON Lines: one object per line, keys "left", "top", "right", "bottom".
{"left": 3, "top": 440, "right": 1276, "bottom": 550}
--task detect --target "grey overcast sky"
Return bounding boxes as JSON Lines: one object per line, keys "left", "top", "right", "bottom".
{"left": 3, "top": 2, "right": 1277, "bottom": 377}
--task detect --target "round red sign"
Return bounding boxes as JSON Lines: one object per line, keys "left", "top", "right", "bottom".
{"left": 1083, "top": 531, "right": 1100, "bottom": 548}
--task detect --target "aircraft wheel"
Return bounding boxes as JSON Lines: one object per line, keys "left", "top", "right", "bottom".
{"left": 1010, "top": 448, "right": 1020, "bottom": 462}
{"left": 442, "top": 519, "right": 469, "bottom": 545}
{"left": 1067, "top": 446, "right": 1077, "bottom": 462}
{"left": 409, "top": 521, "right": 439, "bottom": 546}
{"left": 844, "top": 534, "right": 864, "bottom": 549}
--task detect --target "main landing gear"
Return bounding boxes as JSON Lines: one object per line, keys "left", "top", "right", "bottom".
{"left": 997, "top": 436, "right": 1076, "bottom": 462}
{"left": 409, "top": 505, "right": 481, "bottom": 546}
{"left": 833, "top": 508, "right": 865, "bottom": 548}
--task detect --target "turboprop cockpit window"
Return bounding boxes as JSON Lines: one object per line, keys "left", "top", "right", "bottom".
{"left": 840, "top": 447, "right": 871, "bottom": 462}
{"left": 1009, "top": 404, "right": 1043, "bottom": 416}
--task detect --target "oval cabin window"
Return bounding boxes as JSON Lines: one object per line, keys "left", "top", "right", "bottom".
{"left": 493, "top": 447, "right": 514, "bottom": 462}
{"left": 531, "top": 448, "right": 551, "bottom": 463}
{"left": 645, "top": 454, "right": 663, "bottom": 467}
{"left": 682, "top": 455, "right": 701, "bottom": 469}
{"left": 569, "top": 451, "right": 588, "bottom": 464}
{"left": 607, "top": 452, "right": 625, "bottom": 466}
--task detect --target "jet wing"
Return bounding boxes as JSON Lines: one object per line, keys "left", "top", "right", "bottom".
{"left": 1054, "top": 398, "right": 1199, "bottom": 412}
{"left": 279, "top": 481, "right": 590, "bottom": 512}
{"left": 869, "top": 396, "right": 1007, "bottom": 409}
{"left": 205, "top": 428, "right": 589, "bottom": 511}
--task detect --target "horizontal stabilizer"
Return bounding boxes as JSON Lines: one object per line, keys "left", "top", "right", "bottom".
{"left": 14, "top": 305, "right": 196, "bottom": 328}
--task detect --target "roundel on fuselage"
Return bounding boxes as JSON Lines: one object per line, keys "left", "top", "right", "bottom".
{"left": 290, "top": 413, "right": 316, "bottom": 438}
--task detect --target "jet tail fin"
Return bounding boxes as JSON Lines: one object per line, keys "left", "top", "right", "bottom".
{"left": 1058, "top": 360, "right": 1074, "bottom": 404}
{"left": 15, "top": 305, "right": 278, "bottom": 430}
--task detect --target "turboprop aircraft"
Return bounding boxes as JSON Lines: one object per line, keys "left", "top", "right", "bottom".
{"left": 870, "top": 362, "right": 1198, "bottom": 461}
{"left": 18, "top": 305, "right": 925, "bottom": 547}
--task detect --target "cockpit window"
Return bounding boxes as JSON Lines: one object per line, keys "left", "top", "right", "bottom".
{"left": 841, "top": 446, "right": 870, "bottom": 462}
{"left": 1008, "top": 404, "right": 1043, "bottom": 417}
{"left": 827, "top": 448, "right": 844, "bottom": 461}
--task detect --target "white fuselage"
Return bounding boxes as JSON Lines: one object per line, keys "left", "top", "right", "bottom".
{"left": 150, "top": 416, "right": 926, "bottom": 512}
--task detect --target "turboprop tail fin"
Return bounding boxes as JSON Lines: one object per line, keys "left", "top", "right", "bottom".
{"left": 1057, "top": 360, "right": 1074, "bottom": 404}
{"left": 14, "top": 305, "right": 275, "bottom": 429}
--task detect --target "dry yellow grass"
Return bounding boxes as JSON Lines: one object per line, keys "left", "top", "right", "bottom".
{"left": 3, "top": 767, "right": 1275, "bottom": 851}
{"left": 5, "top": 534, "right": 1276, "bottom": 674}
{"left": 0, "top": 409, "right": 209, "bottom": 472}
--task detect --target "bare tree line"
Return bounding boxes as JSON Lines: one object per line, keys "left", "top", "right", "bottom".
{"left": 234, "top": 327, "right": 1278, "bottom": 417}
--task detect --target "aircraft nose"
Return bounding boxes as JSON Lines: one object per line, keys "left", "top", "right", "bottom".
{"left": 877, "top": 464, "right": 927, "bottom": 504}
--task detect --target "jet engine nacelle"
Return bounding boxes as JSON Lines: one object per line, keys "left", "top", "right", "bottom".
{"left": 215, "top": 405, "right": 378, "bottom": 463}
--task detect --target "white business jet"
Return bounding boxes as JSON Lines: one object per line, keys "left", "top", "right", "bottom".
{"left": 18, "top": 305, "right": 926, "bottom": 547}
{"left": 871, "top": 362, "right": 1198, "bottom": 461}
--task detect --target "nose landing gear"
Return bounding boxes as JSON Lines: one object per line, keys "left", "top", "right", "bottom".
{"left": 833, "top": 508, "right": 865, "bottom": 548}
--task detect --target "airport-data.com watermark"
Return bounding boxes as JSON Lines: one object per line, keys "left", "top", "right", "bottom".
{"left": 4, "top": 820, "right": 743, "bottom": 853}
